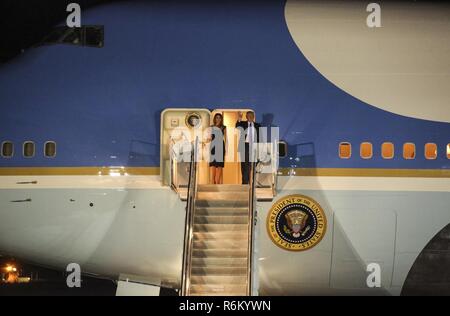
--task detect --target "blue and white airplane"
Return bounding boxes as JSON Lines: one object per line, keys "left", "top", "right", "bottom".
{"left": 0, "top": 0, "right": 449, "bottom": 295}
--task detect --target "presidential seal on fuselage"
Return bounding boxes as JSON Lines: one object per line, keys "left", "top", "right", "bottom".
{"left": 267, "top": 195, "right": 327, "bottom": 251}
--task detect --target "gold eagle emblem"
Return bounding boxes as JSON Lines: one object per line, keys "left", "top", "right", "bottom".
{"left": 284, "top": 210, "right": 309, "bottom": 238}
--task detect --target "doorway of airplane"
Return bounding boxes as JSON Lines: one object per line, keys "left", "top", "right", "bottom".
{"left": 160, "top": 108, "right": 277, "bottom": 201}
{"left": 210, "top": 109, "right": 253, "bottom": 185}
{"left": 160, "top": 108, "right": 211, "bottom": 200}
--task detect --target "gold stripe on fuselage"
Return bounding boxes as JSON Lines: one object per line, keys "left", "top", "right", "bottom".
{"left": 0, "top": 167, "right": 449, "bottom": 178}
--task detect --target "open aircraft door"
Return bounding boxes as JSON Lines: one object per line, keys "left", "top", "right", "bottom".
{"left": 161, "top": 108, "right": 278, "bottom": 201}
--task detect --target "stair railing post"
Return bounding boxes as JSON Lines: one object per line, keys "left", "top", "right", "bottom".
{"left": 181, "top": 137, "right": 199, "bottom": 296}
{"left": 247, "top": 160, "right": 257, "bottom": 296}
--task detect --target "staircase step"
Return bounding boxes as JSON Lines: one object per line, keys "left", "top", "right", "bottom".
{"left": 198, "top": 184, "right": 249, "bottom": 192}
{"left": 192, "top": 249, "right": 248, "bottom": 258}
{"left": 190, "top": 275, "right": 247, "bottom": 284}
{"left": 195, "top": 207, "right": 248, "bottom": 216}
{"left": 189, "top": 284, "right": 247, "bottom": 295}
{"left": 191, "top": 267, "right": 247, "bottom": 276}
{"left": 255, "top": 187, "right": 274, "bottom": 201}
{"left": 193, "top": 232, "right": 248, "bottom": 240}
{"left": 193, "top": 239, "right": 248, "bottom": 249}
{"left": 191, "top": 257, "right": 248, "bottom": 267}
{"left": 197, "top": 191, "right": 248, "bottom": 201}
{"left": 185, "top": 182, "right": 253, "bottom": 296}
{"left": 193, "top": 224, "right": 248, "bottom": 232}
{"left": 178, "top": 188, "right": 188, "bottom": 201}
{"left": 196, "top": 199, "right": 248, "bottom": 208}
{"left": 194, "top": 215, "right": 248, "bottom": 225}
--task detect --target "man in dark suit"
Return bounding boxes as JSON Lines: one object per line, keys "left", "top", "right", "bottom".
{"left": 236, "top": 111, "right": 261, "bottom": 184}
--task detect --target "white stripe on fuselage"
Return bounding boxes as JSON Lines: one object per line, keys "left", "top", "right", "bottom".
{"left": 0, "top": 175, "right": 449, "bottom": 192}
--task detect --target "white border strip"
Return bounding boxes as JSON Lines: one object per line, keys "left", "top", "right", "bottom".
{"left": 0, "top": 175, "right": 449, "bottom": 192}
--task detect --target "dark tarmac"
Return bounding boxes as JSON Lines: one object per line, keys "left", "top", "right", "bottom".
{"left": 0, "top": 279, "right": 116, "bottom": 296}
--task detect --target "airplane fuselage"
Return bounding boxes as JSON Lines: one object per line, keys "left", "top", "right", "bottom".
{"left": 0, "top": 0, "right": 449, "bottom": 295}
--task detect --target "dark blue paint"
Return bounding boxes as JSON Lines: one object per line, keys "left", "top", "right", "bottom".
{"left": 0, "top": 0, "right": 449, "bottom": 169}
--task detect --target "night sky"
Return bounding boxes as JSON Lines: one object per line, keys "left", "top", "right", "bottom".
{"left": 0, "top": 0, "right": 119, "bottom": 64}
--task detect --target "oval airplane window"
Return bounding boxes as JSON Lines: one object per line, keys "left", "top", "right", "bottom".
{"left": 23, "top": 141, "right": 35, "bottom": 158}
{"left": 424, "top": 143, "right": 437, "bottom": 160}
{"left": 382, "top": 142, "right": 395, "bottom": 159}
{"left": 360, "top": 142, "right": 373, "bottom": 159}
{"left": 403, "top": 143, "right": 416, "bottom": 160}
{"left": 339, "top": 142, "right": 351, "bottom": 159}
{"left": 185, "top": 113, "right": 202, "bottom": 129}
{"left": 1, "top": 141, "right": 14, "bottom": 158}
{"left": 45, "top": 141, "right": 57, "bottom": 158}
{"left": 278, "top": 141, "right": 288, "bottom": 158}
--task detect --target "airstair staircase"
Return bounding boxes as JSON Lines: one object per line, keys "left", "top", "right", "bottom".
{"left": 181, "top": 140, "right": 256, "bottom": 296}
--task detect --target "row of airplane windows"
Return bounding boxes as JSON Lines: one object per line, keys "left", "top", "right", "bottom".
{"left": 2, "top": 140, "right": 449, "bottom": 160}
{"left": 339, "top": 142, "right": 450, "bottom": 160}
{"left": 1, "top": 141, "right": 56, "bottom": 158}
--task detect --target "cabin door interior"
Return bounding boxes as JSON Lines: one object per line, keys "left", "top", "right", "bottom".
{"left": 161, "top": 108, "right": 254, "bottom": 189}
{"left": 161, "top": 108, "right": 276, "bottom": 201}
{"left": 210, "top": 109, "right": 254, "bottom": 185}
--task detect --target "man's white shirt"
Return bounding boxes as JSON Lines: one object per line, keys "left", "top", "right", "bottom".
{"left": 245, "top": 122, "right": 256, "bottom": 144}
